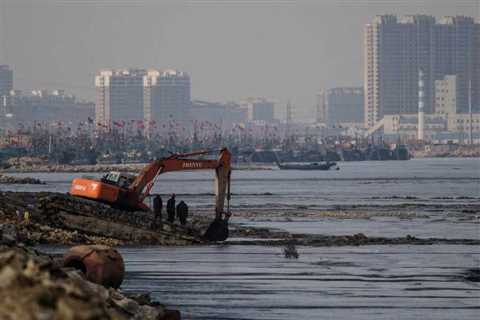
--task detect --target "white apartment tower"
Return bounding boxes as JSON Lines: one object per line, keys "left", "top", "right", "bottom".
{"left": 143, "top": 69, "right": 191, "bottom": 128}
{"left": 95, "top": 69, "right": 146, "bottom": 128}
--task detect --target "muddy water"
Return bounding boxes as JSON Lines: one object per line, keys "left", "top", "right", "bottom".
{"left": 9, "top": 157, "right": 480, "bottom": 319}
{"left": 119, "top": 245, "right": 479, "bottom": 320}
{"left": 41, "top": 244, "right": 480, "bottom": 320}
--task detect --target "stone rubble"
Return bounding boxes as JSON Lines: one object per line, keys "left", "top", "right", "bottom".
{"left": 0, "top": 174, "right": 45, "bottom": 184}
{"left": 0, "top": 243, "right": 181, "bottom": 320}
{"left": 0, "top": 191, "right": 206, "bottom": 246}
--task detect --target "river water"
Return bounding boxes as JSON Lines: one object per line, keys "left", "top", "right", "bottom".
{"left": 5, "top": 157, "right": 480, "bottom": 319}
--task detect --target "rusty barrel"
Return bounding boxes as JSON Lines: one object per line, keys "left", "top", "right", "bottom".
{"left": 63, "top": 245, "right": 124, "bottom": 289}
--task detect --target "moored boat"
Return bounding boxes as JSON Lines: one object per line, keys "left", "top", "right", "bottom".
{"left": 276, "top": 161, "right": 337, "bottom": 170}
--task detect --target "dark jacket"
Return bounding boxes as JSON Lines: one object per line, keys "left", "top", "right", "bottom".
{"left": 166, "top": 198, "right": 176, "bottom": 214}
{"left": 176, "top": 201, "right": 188, "bottom": 218}
{"left": 153, "top": 195, "right": 162, "bottom": 214}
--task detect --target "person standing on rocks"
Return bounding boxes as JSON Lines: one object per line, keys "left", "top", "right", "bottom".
{"left": 176, "top": 201, "right": 188, "bottom": 226}
{"left": 152, "top": 195, "right": 162, "bottom": 229}
{"left": 166, "top": 194, "right": 176, "bottom": 223}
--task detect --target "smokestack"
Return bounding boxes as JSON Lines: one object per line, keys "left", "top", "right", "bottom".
{"left": 418, "top": 69, "right": 425, "bottom": 141}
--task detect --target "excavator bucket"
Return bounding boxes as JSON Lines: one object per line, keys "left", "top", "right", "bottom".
{"left": 204, "top": 219, "right": 229, "bottom": 242}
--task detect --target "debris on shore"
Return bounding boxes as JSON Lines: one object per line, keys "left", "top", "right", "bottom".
{"left": 0, "top": 174, "right": 45, "bottom": 185}
{"left": 0, "top": 243, "right": 181, "bottom": 319}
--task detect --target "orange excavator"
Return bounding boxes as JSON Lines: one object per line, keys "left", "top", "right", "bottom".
{"left": 69, "top": 148, "right": 232, "bottom": 241}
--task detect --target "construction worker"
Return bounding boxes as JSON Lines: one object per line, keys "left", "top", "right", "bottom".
{"left": 166, "top": 194, "right": 176, "bottom": 223}
{"left": 152, "top": 195, "right": 162, "bottom": 229}
{"left": 176, "top": 201, "right": 188, "bottom": 226}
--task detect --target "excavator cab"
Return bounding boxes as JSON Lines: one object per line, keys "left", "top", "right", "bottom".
{"left": 100, "top": 172, "right": 135, "bottom": 189}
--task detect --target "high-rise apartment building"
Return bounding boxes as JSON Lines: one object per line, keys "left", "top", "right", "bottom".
{"left": 143, "top": 69, "right": 190, "bottom": 127}
{"left": 434, "top": 16, "right": 477, "bottom": 114}
{"left": 472, "top": 22, "right": 480, "bottom": 112}
{"left": 95, "top": 69, "right": 146, "bottom": 127}
{"left": 364, "top": 15, "right": 479, "bottom": 128}
{"left": 95, "top": 68, "right": 191, "bottom": 131}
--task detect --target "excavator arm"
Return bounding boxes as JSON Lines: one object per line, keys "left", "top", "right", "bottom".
{"left": 128, "top": 148, "right": 232, "bottom": 221}
{"left": 70, "top": 148, "right": 232, "bottom": 241}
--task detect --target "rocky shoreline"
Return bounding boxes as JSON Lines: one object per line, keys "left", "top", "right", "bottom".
{"left": 0, "top": 243, "right": 180, "bottom": 319}
{"left": 2, "top": 191, "right": 479, "bottom": 248}
{"left": 0, "top": 174, "right": 45, "bottom": 184}
{"left": 0, "top": 192, "right": 208, "bottom": 247}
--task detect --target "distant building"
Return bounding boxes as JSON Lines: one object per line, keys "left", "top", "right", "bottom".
{"left": 190, "top": 100, "right": 227, "bottom": 123}
{"left": 95, "top": 69, "right": 146, "bottom": 128}
{"left": 368, "top": 114, "right": 447, "bottom": 141}
{"left": 144, "top": 69, "right": 191, "bottom": 128}
{"left": 318, "top": 87, "right": 364, "bottom": 126}
{"left": 435, "top": 16, "right": 479, "bottom": 114}
{"left": 364, "top": 15, "right": 479, "bottom": 128}
{"left": 447, "top": 113, "right": 480, "bottom": 134}
{"left": 0, "top": 65, "right": 13, "bottom": 111}
{"left": 8, "top": 89, "right": 94, "bottom": 125}
{"left": 435, "top": 75, "right": 457, "bottom": 116}
{"left": 190, "top": 100, "right": 248, "bottom": 126}
{"left": 473, "top": 22, "right": 480, "bottom": 113}
{"left": 240, "top": 98, "right": 275, "bottom": 122}
{"left": 367, "top": 112, "right": 480, "bottom": 142}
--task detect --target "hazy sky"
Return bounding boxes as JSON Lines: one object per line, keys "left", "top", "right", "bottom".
{"left": 0, "top": 0, "right": 478, "bottom": 119}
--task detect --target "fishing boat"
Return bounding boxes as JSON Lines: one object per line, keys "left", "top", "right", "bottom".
{"left": 276, "top": 161, "right": 337, "bottom": 170}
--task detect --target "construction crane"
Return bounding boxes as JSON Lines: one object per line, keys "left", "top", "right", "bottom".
{"left": 69, "top": 148, "right": 232, "bottom": 241}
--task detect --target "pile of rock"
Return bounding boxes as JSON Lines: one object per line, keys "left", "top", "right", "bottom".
{"left": 0, "top": 191, "right": 204, "bottom": 246}
{"left": 0, "top": 243, "right": 180, "bottom": 319}
{"left": 0, "top": 174, "right": 45, "bottom": 185}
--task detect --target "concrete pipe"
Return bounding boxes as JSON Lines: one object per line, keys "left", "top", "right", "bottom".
{"left": 63, "top": 245, "right": 125, "bottom": 289}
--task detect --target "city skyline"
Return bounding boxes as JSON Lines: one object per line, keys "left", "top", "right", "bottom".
{"left": 0, "top": 0, "right": 477, "bottom": 119}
